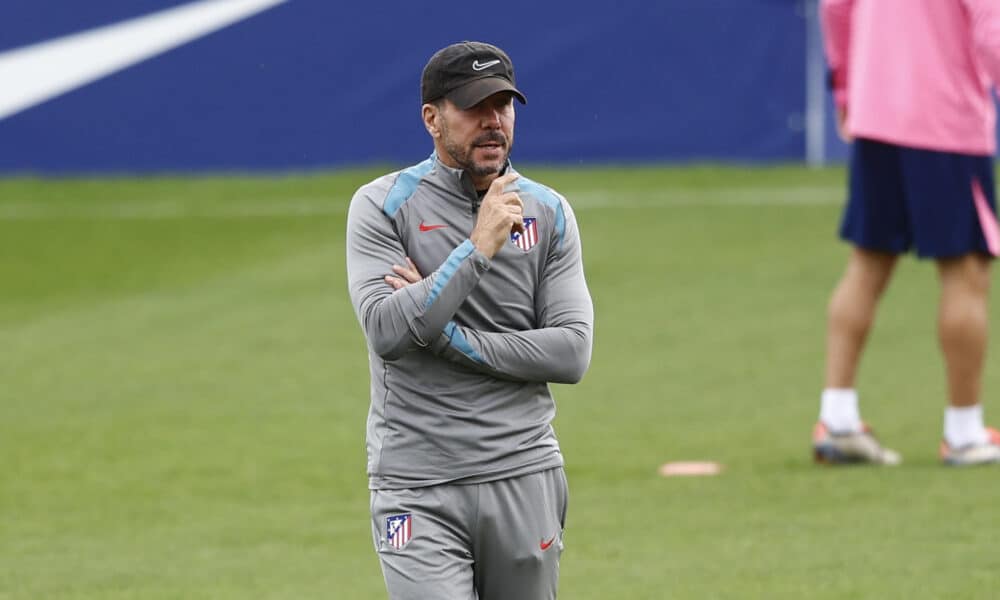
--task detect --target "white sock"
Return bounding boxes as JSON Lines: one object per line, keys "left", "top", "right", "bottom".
{"left": 944, "top": 404, "right": 988, "bottom": 448}
{"left": 820, "top": 388, "right": 862, "bottom": 433}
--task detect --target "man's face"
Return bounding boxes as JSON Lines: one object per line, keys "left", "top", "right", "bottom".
{"left": 434, "top": 92, "right": 516, "bottom": 182}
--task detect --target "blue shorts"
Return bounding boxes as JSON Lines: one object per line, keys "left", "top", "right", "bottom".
{"left": 841, "top": 138, "right": 997, "bottom": 258}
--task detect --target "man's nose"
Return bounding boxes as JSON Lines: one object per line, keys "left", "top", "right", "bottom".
{"left": 482, "top": 109, "right": 501, "bottom": 128}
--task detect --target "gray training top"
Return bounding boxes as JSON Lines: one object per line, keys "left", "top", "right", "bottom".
{"left": 346, "top": 154, "right": 594, "bottom": 490}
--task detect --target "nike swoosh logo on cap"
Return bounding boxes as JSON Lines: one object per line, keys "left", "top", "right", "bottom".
{"left": 471, "top": 59, "right": 501, "bottom": 71}
{"left": 0, "top": 0, "right": 288, "bottom": 121}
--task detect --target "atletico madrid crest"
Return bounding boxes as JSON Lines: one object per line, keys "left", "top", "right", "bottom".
{"left": 386, "top": 513, "right": 412, "bottom": 549}
{"left": 511, "top": 217, "right": 538, "bottom": 251}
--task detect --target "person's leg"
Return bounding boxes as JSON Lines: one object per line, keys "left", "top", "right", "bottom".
{"left": 813, "top": 247, "right": 903, "bottom": 465}
{"left": 936, "top": 253, "right": 998, "bottom": 461}
{"left": 371, "top": 485, "right": 477, "bottom": 600}
{"left": 936, "top": 253, "right": 990, "bottom": 409}
{"left": 825, "top": 247, "right": 898, "bottom": 392}
{"left": 815, "top": 139, "right": 905, "bottom": 465}
{"left": 901, "top": 147, "right": 1000, "bottom": 464}
{"left": 473, "top": 468, "right": 567, "bottom": 600}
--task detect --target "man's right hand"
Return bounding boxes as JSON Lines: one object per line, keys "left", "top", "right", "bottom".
{"left": 470, "top": 173, "right": 525, "bottom": 259}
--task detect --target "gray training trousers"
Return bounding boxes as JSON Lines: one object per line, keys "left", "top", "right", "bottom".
{"left": 370, "top": 467, "right": 569, "bottom": 599}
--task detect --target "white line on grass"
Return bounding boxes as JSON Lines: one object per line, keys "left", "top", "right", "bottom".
{"left": 0, "top": 186, "right": 841, "bottom": 220}
{"left": 570, "top": 185, "right": 841, "bottom": 209}
{"left": 0, "top": 198, "right": 344, "bottom": 220}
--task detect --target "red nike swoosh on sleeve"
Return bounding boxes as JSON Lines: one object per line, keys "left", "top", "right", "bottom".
{"left": 539, "top": 535, "right": 557, "bottom": 550}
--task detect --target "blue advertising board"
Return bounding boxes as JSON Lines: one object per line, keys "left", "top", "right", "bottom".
{"left": 0, "top": 1, "right": 810, "bottom": 173}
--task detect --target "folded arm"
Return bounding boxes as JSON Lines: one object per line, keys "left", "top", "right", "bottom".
{"left": 346, "top": 187, "right": 489, "bottom": 360}
{"left": 432, "top": 200, "right": 594, "bottom": 384}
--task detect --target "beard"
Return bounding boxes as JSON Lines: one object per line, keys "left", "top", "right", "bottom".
{"left": 441, "top": 129, "right": 511, "bottom": 178}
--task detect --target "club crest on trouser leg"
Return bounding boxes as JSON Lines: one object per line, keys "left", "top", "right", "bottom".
{"left": 510, "top": 216, "right": 538, "bottom": 251}
{"left": 386, "top": 514, "right": 412, "bottom": 549}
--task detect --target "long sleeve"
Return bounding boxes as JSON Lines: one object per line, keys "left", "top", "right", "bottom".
{"left": 346, "top": 184, "right": 491, "bottom": 361}
{"left": 963, "top": 0, "right": 1000, "bottom": 86}
{"left": 434, "top": 200, "right": 594, "bottom": 384}
{"left": 820, "top": 0, "right": 855, "bottom": 108}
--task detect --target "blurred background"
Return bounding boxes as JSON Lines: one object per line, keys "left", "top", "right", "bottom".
{"left": 0, "top": 0, "right": 852, "bottom": 173}
{"left": 3, "top": 2, "right": 1000, "bottom": 599}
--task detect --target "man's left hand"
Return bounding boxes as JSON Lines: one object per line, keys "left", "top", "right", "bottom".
{"left": 385, "top": 257, "right": 422, "bottom": 289}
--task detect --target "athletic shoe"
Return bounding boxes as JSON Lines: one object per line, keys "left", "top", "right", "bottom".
{"left": 812, "top": 421, "right": 902, "bottom": 466}
{"left": 940, "top": 427, "right": 1000, "bottom": 466}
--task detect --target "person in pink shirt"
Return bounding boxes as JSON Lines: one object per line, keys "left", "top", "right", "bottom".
{"left": 814, "top": 0, "right": 1000, "bottom": 466}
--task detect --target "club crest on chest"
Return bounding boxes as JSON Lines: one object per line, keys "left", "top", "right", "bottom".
{"left": 510, "top": 217, "right": 538, "bottom": 251}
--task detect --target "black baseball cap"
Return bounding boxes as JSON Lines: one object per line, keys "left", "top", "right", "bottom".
{"left": 421, "top": 41, "right": 527, "bottom": 109}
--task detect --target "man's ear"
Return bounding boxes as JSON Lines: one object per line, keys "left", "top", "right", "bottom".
{"left": 422, "top": 103, "right": 440, "bottom": 138}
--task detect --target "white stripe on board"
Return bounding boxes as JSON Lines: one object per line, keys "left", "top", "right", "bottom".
{"left": 0, "top": 0, "right": 288, "bottom": 121}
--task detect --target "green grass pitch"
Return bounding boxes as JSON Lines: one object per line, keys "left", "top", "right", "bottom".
{"left": 2, "top": 165, "right": 999, "bottom": 599}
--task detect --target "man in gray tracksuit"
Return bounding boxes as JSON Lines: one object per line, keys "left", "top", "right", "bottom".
{"left": 346, "top": 41, "right": 594, "bottom": 599}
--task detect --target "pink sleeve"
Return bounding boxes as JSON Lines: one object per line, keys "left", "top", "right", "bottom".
{"left": 820, "top": 0, "right": 855, "bottom": 108}
{"left": 963, "top": 0, "right": 1000, "bottom": 86}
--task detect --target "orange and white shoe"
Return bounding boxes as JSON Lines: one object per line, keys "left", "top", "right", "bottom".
{"left": 940, "top": 427, "right": 1000, "bottom": 466}
{"left": 813, "top": 422, "right": 902, "bottom": 466}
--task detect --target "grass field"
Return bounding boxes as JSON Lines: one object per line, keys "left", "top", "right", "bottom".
{"left": 2, "top": 165, "right": 999, "bottom": 599}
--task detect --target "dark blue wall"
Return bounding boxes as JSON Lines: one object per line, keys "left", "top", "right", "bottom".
{"left": 0, "top": 1, "right": 808, "bottom": 173}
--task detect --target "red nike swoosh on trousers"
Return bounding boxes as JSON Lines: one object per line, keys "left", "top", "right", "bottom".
{"left": 540, "top": 535, "right": 557, "bottom": 551}
{"left": 418, "top": 222, "right": 448, "bottom": 232}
